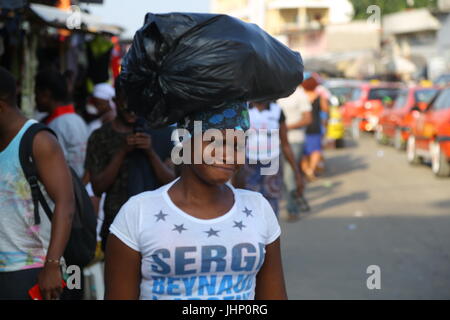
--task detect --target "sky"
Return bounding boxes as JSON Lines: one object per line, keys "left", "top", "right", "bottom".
{"left": 86, "top": 0, "right": 211, "bottom": 39}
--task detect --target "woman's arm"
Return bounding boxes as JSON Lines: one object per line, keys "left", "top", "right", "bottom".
{"left": 255, "top": 238, "right": 288, "bottom": 300}
{"left": 105, "top": 234, "right": 142, "bottom": 300}
{"left": 320, "top": 96, "right": 329, "bottom": 113}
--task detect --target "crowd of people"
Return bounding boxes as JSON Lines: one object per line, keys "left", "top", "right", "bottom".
{"left": 0, "top": 60, "right": 332, "bottom": 299}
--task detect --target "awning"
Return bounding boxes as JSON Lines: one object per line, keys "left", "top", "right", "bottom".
{"left": 383, "top": 8, "right": 441, "bottom": 35}
{"left": 27, "top": 3, "right": 124, "bottom": 36}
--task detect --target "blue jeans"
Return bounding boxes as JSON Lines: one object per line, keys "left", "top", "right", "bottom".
{"left": 283, "top": 142, "right": 304, "bottom": 215}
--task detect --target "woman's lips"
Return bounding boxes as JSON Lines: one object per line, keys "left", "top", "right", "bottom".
{"left": 210, "top": 164, "right": 235, "bottom": 172}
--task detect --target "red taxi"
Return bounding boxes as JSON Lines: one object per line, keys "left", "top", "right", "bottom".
{"left": 341, "top": 81, "right": 403, "bottom": 138}
{"left": 377, "top": 86, "right": 438, "bottom": 149}
{"left": 407, "top": 87, "right": 450, "bottom": 177}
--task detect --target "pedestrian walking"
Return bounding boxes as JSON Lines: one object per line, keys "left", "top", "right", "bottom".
{"left": 301, "top": 73, "right": 329, "bottom": 181}
{"left": 278, "top": 86, "right": 312, "bottom": 219}
{"left": 104, "top": 102, "right": 288, "bottom": 300}
{"left": 242, "top": 100, "right": 304, "bottom": 216}
{"left": 0, "top": 67, "right": 75, "bottom": 300}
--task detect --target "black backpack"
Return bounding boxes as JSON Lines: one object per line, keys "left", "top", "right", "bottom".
{"left": 19, "top": 123, "right": 97, "bottom": 268}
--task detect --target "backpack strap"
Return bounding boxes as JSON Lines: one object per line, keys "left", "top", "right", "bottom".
{"left": 19, "top": 123, "right": 58, "bottom": 225}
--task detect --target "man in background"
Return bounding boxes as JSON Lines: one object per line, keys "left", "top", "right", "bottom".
{"left": 85, "top": 77, "right": 176, "bottom": 251}
{"left": 35, "top": 68, "right": 89, "bottom": 178}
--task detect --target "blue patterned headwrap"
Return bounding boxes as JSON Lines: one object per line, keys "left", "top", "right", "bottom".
{"left": 178, "top": 101, "right": 250, "bottom": 133}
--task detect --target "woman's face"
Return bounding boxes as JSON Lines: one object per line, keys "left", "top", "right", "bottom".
{"left": 189, "top": 130, "right": 246, "bottom": 185}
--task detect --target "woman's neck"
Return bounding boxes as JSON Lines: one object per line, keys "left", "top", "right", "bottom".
{"left": 166, "top": 165, "right": 235, "bottom": 220}
{"left": 177, "top": 168, "right": 228, "bottom": 205}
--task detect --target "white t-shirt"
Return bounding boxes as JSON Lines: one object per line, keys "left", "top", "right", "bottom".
{"left": 277, "top": 87, "right": 312, "bottom": 143}
{"left": 85, "top": 183, "right": 105, "bottom": 242}
{"left": 109, "top": 179, "right": 281, "bottom": 300}
{"left": 48, "top": 113, "right": 89, "bottom": 178}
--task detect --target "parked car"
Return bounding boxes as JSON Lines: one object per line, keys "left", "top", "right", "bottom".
{"left": 324, "top": 79, "right": 363, "bottom": 105}
{"left": 434, "top": 73, "right": 450, "bottom": 87}
{"left": 407, "top": 86, "right": 450, "bottom": 177}
{"left": 377, "top": 86, "right": 439, "bottom": 149}
{"left": 341, "top": 81, "right": 403, "bottom": 139}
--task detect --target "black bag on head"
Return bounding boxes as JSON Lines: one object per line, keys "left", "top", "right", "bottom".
{"left": 121, "top": 12, "right": 304, "bottom": 128}
{"left": 19, "top": 123, "right": 97, "bottom": 268}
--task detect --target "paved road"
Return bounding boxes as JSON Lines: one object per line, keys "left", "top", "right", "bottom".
{"left": 280, "top": 133, "right": 450, "bottom": 299}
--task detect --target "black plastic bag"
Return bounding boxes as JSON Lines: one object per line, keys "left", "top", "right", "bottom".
{"left": 121, "top": 12, "right": 304, "bottom": 128}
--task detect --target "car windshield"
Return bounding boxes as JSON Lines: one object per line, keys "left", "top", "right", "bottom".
{"left": 328, "top": 86, "right": 355, "bottom": 103}
{"left": 431, "top": 88, "right": 450, "bottom": 111}
{"left": 414, "top": 89, "right": 438, "bottom": 103}
{"left": 393, "top": 90, "right": 408, "bottom": 109}
{"left": 349, "top": 88, "right": 362, "bottom": 101}
{"left": 436, "top": 74, "right": 450, "bottom": 85}
{"left": 368, "top": 88, "right": 400, "bottom": 101}
{"left": 393, "top": 88, "right": 438, "bottom": 109}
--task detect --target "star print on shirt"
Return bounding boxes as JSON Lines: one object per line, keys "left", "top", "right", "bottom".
{"left": 154, "top": 210, "right": 168, "bottom": 222}
{"left": 243, "top": 207, "right": 253, "bottom": 217}
{"left": 205, "top": 228, "right": 220, "bottom": 238}
{"left": 173, "top": 224, "right": 187, "bottom": 234}
{"left": 233, "top": 220, "right": 246, "bottom": 231}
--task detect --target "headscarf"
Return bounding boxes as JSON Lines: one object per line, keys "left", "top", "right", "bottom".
{"left": 178, "top": 101, "right": 251, "bottom": 134}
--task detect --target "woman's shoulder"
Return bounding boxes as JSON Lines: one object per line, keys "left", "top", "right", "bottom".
{"left": 233, "top": 187, "right": 266, "bottom": 203}
{"left": 125, "top": 184, "right": 168, "bottom": 207}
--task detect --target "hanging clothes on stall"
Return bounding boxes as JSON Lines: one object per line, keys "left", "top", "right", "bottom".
{"left": 87, "top": 35, "right": 113, "bottom": 85}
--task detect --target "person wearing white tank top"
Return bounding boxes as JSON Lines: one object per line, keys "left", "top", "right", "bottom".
{"left": 0, "top": 67, "right": 75, "bottom": 300}
{"left": 240, "top": 101, "right": 304, "bottom": 216}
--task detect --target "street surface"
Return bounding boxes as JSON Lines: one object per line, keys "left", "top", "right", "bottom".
{"left": 280, "top": 133, "right": 450, "bottom": 299}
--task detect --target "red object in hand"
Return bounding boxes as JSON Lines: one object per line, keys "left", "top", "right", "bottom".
{"left": 29, "top": 280, "right": 67, "bottom": 300}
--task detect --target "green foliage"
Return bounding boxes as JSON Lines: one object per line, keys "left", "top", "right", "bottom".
{"left": 350, "top": 0, "right": 438, "bottom": 20}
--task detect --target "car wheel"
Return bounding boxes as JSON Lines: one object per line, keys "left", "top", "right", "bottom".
{"left": 407, "top": 136, "right": 422, "bottom": 165}
{"left": 351, "top": 119, "right": 360, "bottom": 140}
{"left": 394, "top": 129, "right": 404, "bottom": 150}
{"left": 430, "top": 142, "right": 450, "bottom": 177}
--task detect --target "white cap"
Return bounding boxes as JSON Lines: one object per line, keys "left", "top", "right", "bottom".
{"left": 93, "top": 83, "right": 115, "bottom": 101}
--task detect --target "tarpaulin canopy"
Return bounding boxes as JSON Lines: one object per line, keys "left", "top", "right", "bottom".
{"left": 383, "top": 9, "right": 441, "bottom": 35}
{"left": 27, "top": 3, "right": 124, "bottom": 36}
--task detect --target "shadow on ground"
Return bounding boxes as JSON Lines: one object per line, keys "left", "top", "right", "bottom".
{"left": 321, "top": 154, "right": 368, "bottom": 178}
